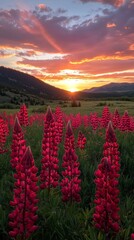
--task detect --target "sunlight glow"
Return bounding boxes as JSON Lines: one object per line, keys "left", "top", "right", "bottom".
{"left": 62, "top": 78, "right": 79, "bottom": 92}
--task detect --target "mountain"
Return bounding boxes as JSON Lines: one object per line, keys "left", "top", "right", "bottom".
{"left": 0, "top": 66, "right": 69, "bottom": 100}
{"left": 83, "top": 82, "right": 134, "bottom": 93}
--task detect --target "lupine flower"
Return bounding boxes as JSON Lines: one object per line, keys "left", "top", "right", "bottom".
{"left": 83, "top": 115, "right": 90, "bottom": 128}
{"left": 89, "top": 113, "right": 99, "bottom": 131}
{"left": 103, "top": 121, "right": 120, "bottom": 172}
{"left": 18, "top": 104, "right": 29, "bottom": 127}
{"left": 0, "top": 116, "right": 8, "bottom": 154}
{"left": 40, "top": 106, "right": 59, "bottom": 190}
{"left": 71, "top": 113, "right": 82, "bottom": 129}
{"left": 130, "top": 117, "right": 134, "bottom": 131}
{"left": 54, "top": 106, "right": 64, "bottom": 144}
{"left": 61, "top": 121, "right": 81, "bottom": 202}
{"left": 10, "top": 117, "right": 26, "bottom": 169}
{"left": 93, "top": 157, "right": 120, "bottom": 234}
{"left": 77, "top": 131, "right": 86, "bottom": 150}
{"left": 101, "top": 106, "right": 111, "bottom": 128}
{"left": 131, "top": 233, "right": 134, "bottom": 239}
{"left": 64, "top": 120, "right": 75, "bottom": 151}
{"left": 120, "top": 110, "right": 130, "bottom": 132}
{"left": 112, "top": 108, "right": 120, "bottom": 129}
{"left": 9, "top": 146, "right": 39, "bottom": 240}
{"left": 93, "top": 121, "right": 120, "bottom": 236}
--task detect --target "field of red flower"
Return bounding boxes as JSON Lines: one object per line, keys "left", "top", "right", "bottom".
{"left": 0, "top": 104, "right": 134, "bottom": 240}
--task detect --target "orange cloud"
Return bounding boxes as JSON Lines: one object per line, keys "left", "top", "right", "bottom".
{"left": 114, "top": 0, "right": 125, "bottom": 7}
{"left": 129, "top": 44, "right": 134, "bottom": 50}
{"left": 106, "top": 23, "right": 116, "bottom": 28}
{"left": 0, "top": 52, "right": 14, "bottom": 58}
{"left": 70, "top": 55, "right": 134, "bottom": 65}
{"left": 23, "top": 43, "right": 38, "bottom": 48}
{"left": 38, "top": 4, "right": 46, "bottom": 10}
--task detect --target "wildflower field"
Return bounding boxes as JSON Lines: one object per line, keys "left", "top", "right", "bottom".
{"left": 0, "top": 101, "right": 134, "bottom": 240}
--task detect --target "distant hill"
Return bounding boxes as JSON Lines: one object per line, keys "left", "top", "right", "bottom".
{"left": 0, "top": 66, "right": 69, "bottom": 100}
{"left": 83, "top": 82, "right": 134, "bottom": 93}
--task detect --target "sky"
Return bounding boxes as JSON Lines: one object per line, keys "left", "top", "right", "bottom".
{"left": 0, "top": 0, "right": 134, "bottom": 92}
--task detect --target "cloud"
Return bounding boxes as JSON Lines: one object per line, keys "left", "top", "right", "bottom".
{"left": 36, "top": 4, "right": 52, "bottom": 13}
{"left": 106, "top": 22, "right": 116, "bottom": 28}
{"left": 56, "top": 8, "right": 67, "bottom": 14}
{"left": 129, "top": 44, "right": 134, "bottom": 50}
{"left": 0, "top": 50, "right": 14, "bottom": 58}
{"left": 38, "top": 4, "right": 46, "bottom": 11}
{"left": 79, "top": 0, "right": 125, "bottom": 7}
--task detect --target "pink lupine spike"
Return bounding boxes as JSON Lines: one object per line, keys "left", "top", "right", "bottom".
{"left": 14, "top": 116, "right": 22, "bottom": 133}
{"left": 9, "top": 146, "right": 39, "bottom": 240}
{"left": 61, "top": 121, "right": 81, "bottom": 203}
{"left": 94, "top": 121, "right": 120, "bottom": 237}
{"left": 40, "top": 106, "right": 59, "bottom": 190}
{"left": 10, "top": 116, "right": 26, "bottom": 169}
{"left": 89, "top": 113, "right": 99, "bottom": 131}
{"left": 112, "top": 108, "right": 120, "bottom": 129}
{"left": 131, "top": 233, "right": 134, "bottom": 239}
{"left": 105, "top": 121, "right": 117, "bottom": 143}
{"left": 46, "top": 106, "right": 53, "bottom": 121}
{"left": 93, "top": 157, "right": 120, "bottom": 235}
{"left": 101, "top": 106, "right": 111, "bottom": 128}
{"left": 0, "top": 116, "right": 8, "bottom": 154}
{"left": 77, "top": 131, "right": 86, "bottom": 150}
{"left": 21, "top": 146, "right": 33, "bottom": 169}
{"left": 54, "top": 106, "right": 64, "bottom": 144}
{"left": 18, "top": 104, "right": 29, "bottom": 127}
{"left": 64, "top": 120, "right": 75, "bottom": 151}
{"left": 66, "top": 120, "right": 73, "bottom": 136}
{"left": 120, "top": 110, "right": 131, "bottom": 131}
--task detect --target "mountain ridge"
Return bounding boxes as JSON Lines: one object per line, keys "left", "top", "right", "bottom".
{"left": 0, "top": 66, "right": 70, "bottom": 99}
{"left": 83, "top": 82, "right": 134, "bottom": 93}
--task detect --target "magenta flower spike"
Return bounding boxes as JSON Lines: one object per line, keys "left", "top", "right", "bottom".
{"left": 54, "top": 106, "right": 64, "bottom": 144}
{"left": 90, "top": 113, "right": 99, "bottom": 131}
{"left": 0, "top": 116, "right": 8, "bottom": 154}
{"left": 104, "top": 121, "right": 120, "bottom": 171}
{"left": 105, "top": 121, "right": 117, "bottom": 143}
{"left": 40, "top": 106, "right": 59, "bottom": 190}
{"left": 120, "top": 110, "right": 131, "bottom": 132}
{"left": 77, "top": 131, "right": 86, "bottom": 150}
{"left": 64, "top": 120, "right": 75, "bottom": 151}
{"left": 101, "top": 106, "right": 111, "bottom": 128}
{"left": 9, "top": 146, "right": 39, "bottom": 240}
{"left": 93, "top": 158, "right": 120, "bottom": 234}
{"left": 94, "top": 121, "right": 120, "bottom": 237}
{"left": 10, "top": 117, "right": 26, "bottom": 169}
{"left": 131, "top": 233, "right": 134, "bottom": 239}
{"left": 18, "top": 104, "right": 29, "bottom": 127}
{"left": 112, "top": 108, "right": 120, "bottom": 129}
{"left": 61, "top": 121, "right": 81, "bottom": 203}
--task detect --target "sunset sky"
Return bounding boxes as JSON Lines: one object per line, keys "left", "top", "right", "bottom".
{"left": 0, "top": 0, "right": 134, "bottom": 92}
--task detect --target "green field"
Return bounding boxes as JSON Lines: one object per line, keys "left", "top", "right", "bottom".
{"left": 0, "top": 100, "right": 134, "bottom": 116}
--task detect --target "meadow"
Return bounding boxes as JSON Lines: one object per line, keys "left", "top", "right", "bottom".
{"left": 0, "top": 100, "right": 134, "bottom": 240}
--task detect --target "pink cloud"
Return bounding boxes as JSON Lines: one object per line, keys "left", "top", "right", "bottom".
{"left": 38, "top": 4, "right": 46, "bottom": 11}
{"left": 79, "top": 0, "right": 125, "bottom": 7}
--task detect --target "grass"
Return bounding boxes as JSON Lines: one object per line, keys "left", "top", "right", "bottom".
{"left": 0, "top": 100, "right": 134, "bottom": 116}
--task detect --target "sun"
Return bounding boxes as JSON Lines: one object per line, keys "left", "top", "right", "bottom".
{"left": 69, "top": 88, "right": 78, "bottom": 93}
{"left": 65, "top": 79, "right": 79, "bottom": 92}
